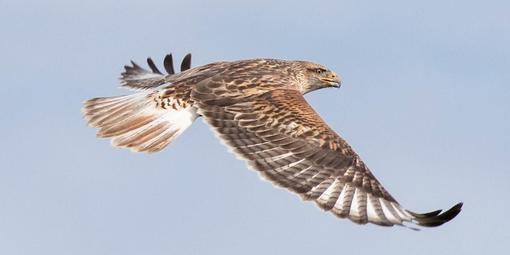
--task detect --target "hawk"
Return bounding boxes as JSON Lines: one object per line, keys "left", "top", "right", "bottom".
{"left": 82, "top": 53, "right": 462, "bottom": 228}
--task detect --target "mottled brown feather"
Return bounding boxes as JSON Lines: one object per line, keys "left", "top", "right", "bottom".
{"left": 194, "top": 88, "right": 403, "bottom": 225}
{"left": 84, "top": 55, "right": 462, "bottom": 228}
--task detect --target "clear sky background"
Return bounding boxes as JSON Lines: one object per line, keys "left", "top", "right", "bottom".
{"left": 1, "top": 0, "right": 509, "bottom": 254}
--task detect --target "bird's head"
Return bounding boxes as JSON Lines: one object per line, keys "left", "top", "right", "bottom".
{"left": 295, "top": 61, "right": 341, "bottom": 94}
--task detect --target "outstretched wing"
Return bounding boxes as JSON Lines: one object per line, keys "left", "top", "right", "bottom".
{"left": 193, "top": 88, "right": 462, "bottom": 227}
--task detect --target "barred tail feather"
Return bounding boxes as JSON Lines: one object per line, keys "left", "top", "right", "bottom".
{"left": 82, "top": 92, "right": 198, "bottom": 153}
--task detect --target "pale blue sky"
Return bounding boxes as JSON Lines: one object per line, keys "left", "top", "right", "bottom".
{"left": 1, "top": 0, "right": 509, "bottom": 254}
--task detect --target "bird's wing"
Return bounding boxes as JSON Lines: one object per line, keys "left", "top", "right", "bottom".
{"left": 120, "top": 53, "right": 193, "bottom": 90}
{"left": 193, "top": 87, "right": 462, "bottom": 227}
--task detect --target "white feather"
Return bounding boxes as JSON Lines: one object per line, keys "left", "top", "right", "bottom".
{"left": 366, "top": 193, "right": 381, "bottom": 222}
{"left": 380, "top": 198, "right": 402, "bottom": 224}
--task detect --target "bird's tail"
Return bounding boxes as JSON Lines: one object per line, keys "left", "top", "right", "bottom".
{"left": 82, "top": 91, "right": 198, "bottom": 153}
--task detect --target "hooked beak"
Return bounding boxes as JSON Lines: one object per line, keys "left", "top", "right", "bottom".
{"left": 331, "top": 80, "right": 341, "bottom": 88}
{"left": 321, "top": 73, "right": 341, "bottom": 88}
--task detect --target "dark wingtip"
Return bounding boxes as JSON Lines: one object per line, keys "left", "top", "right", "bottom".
{"left": 163, "top": 54, "right": 175, "bottom": 75}
{"left": 130, "top": 60, "right": 142, "bottom": 69}
{"left": 147, "top": 57, "right": 162, "bottom": 74}
{"left": 121, "top": 60, "right": 146, "bottom": 77}
{"left": 180, "top": 53, "right": 192, "bottom": 71}
{"left": 408, "top": 202, "right": 463, "bottom": 227}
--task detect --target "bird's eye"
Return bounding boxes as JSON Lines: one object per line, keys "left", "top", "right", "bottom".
{"left": 315, "top": 68, "right": 323, "bottom": 74}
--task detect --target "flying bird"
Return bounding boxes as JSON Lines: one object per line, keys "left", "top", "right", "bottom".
{"left": 82, "top": 53, "right": 462, "bottom": 228}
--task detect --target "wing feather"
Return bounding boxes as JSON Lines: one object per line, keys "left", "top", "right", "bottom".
{"left": 193, "top": 87, "right": 462, "bottom": 228}
{"left": 120, "top": 54, "right": 193, "bottom": 90}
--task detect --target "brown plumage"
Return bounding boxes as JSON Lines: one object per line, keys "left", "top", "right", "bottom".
{"left": 82, "top": 53, "right": 462, "bottom": 228}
